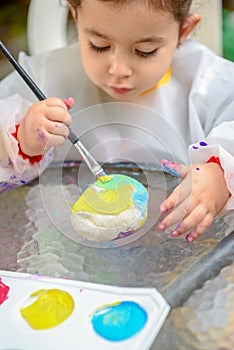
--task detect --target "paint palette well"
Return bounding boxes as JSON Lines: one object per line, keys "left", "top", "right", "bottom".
{"left": 0, "top": 270, "right": 170, "bottom": 350}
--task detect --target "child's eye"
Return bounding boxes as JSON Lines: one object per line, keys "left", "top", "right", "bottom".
{"left": 89, "top": 42, "right": 110, "bottom": 53}
{"left": 135, "top": 48, "right": 158, "bottom": 58}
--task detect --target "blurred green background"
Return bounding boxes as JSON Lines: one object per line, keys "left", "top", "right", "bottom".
{"left": 0, "top": 0, "right": 30, "bottom": 79}
{"left": 0, "top": 0, "right": 233, "bottom": 80}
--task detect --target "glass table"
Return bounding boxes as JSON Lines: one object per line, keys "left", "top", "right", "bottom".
{"left": 1, "top": 162, "right": 234, "bottom": 349}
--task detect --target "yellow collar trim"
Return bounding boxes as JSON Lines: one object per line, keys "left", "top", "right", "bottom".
{"left": 140, "top": 68, "right": 171, "bottom": 97}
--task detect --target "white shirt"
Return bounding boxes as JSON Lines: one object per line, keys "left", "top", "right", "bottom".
{"left": 0, "top": 38, "right": 234, "bottom": 209}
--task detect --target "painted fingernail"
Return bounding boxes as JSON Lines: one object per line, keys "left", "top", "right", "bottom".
{"left": 160, "top": 205, "right": 167, "bottom": 213}
{"left": 186, "top": 235, "right": 193, "bottom": 243}
{"left": 158, "top": 223, "right": 166, "bottom": 231}
{"left": 161, "top": 159, "right": 180, "bottom": 177}
{"left": 64, "top": 97, "right": 75, "bottom": 109}
{"left": 171, "top": 230, "right": 178, "bottom": 237}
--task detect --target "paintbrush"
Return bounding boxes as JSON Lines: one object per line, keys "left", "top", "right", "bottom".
{"left": 0, "top": 40, "right": 106, "bottom": 178}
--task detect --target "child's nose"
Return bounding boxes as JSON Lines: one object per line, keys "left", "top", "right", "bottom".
{"left": 108, "top": 53, "right": 132, "bottom": 78}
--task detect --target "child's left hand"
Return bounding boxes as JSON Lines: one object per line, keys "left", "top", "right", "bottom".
{"left": 158, "top": 162, "right": 230, "bottom": 242}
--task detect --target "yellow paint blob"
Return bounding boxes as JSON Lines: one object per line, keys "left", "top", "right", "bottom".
{"left": 97, "top": 175, "right": 111, "bottom": 183}
{"left": 72, "top": 182, "right": 134, "bottom": 215}
{"left": 20, "top": 289, "right": 74, "bottom": 330}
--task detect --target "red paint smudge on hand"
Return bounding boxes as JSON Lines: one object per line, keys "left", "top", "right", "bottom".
{"left": 0, "top": 278, "right": 10, "bottom": 305}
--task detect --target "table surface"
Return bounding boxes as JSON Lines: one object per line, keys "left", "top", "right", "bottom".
{"left": 1, "top": 162, "right": 234, "bottom": 349}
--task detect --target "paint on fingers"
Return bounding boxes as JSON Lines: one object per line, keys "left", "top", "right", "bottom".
{"left": 64, "top": 97, "right": 75, "bottom": 110}
{"left": 161, "top": 159, "right": 181, "bottom": 177}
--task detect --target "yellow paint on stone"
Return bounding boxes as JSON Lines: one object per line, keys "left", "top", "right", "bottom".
{"left": 71, "top": 182, "right": 134, "bottom": 215}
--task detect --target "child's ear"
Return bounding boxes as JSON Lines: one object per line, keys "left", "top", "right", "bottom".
{"left": 68, "top": 3, "right": 78, "bottom": 21}
{"left": 179, "top": 13, "right": 201, "bottom": 44}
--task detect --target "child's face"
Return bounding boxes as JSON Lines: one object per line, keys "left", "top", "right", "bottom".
{"left": 75, "top": 0, "right": 181, "bottom": 100}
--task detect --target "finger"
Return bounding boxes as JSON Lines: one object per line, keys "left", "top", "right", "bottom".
{"left": 46, "top": 120, "right": 70, "bottom": 138}
{"left": 158, "top": 196, "right": 192, "bottom": 232}
{"left": 44, "top": 133, "right": 67, "bottom": 150}
{"left": 44, "top": 107, "right": 72, "bottom": 125}
{"left": 185, "top": 212, "right": 214, "bottom": 243}
{"left": 64, "top": 97, "right": 75, "bottom": 110}
{"left": 34, "top": 123, "right": 68, "bottom": 149}
{"left": 178, "top": 164, "right": 189, "bottom": 179}
{"left": 169, "top": 203, "right": 208, "bottom": 237}
{"left": 160, "top": 180, "right": 191, "bottom": 214}
{"left": 44, "top": 97, "right": 68, "bottom": 109}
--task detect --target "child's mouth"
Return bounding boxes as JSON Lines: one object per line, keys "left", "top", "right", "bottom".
{"left": 110, "top": 86, "right": 133, "bottom": 95}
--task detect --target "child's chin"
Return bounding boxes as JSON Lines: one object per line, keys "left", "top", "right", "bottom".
{"left": 108, "top": 90, "right": 137, "bottom": 101}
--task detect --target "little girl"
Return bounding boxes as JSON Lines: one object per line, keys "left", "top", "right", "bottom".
{"left": 0, "top": 0, "right": 233, "bottom": 243}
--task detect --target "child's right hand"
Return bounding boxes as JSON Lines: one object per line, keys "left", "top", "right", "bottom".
{"left": 17, "top": 97, "right": 74, "bottom": 156}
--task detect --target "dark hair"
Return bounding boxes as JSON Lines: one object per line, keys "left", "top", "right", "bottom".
{"left": 67, "top": 0, "right": 193, "bottom": 23}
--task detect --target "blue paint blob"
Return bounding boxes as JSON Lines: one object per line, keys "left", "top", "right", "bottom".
{"left": 91, "top": 301, "right": 147, "bottom": 341}
{"left": 192, "top": 145, "right": 199, "bottom": 149}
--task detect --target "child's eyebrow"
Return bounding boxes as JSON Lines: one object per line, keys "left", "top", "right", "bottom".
{"left": 136, "top": 36, "right": 165, "bottom": 44}
{"left": 84, "top": 28, "right": 110, "bottom": 40}
{"left": 84, "top": 28, "right": 165, "bottom": 44}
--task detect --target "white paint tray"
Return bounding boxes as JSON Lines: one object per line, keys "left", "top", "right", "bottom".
{"left": 0, "top": 270, "right": 170, "bottom": 350}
